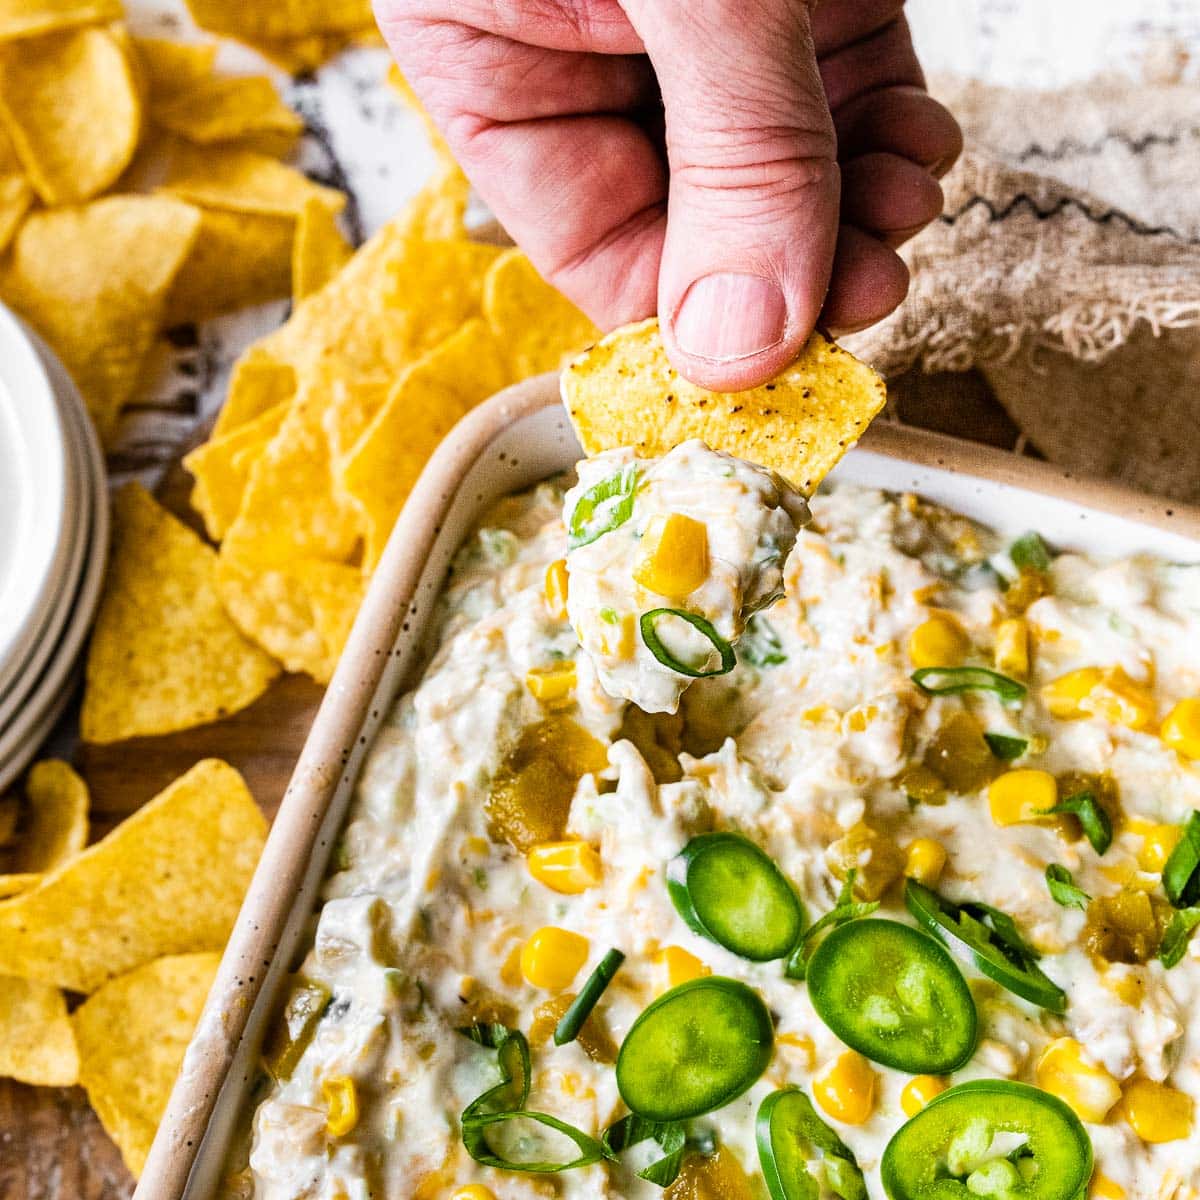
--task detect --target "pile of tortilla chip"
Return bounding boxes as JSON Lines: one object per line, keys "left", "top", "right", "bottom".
{"left": 0, "top": 756, "right": 266, "bottom": 1176}
{"left": 0, "top": 1, "right": 356, "bottom": 444}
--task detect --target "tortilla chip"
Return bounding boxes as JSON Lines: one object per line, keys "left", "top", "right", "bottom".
{"left": 220, "top": 387, "right": 364, "bottom": 567}
{"left": 0, "top": 874, "right": 39, "bottom": 898}
{"left": 185, "top": 402, "right": 288, "bottom": 540}
{"left": 130, "top": 35, "right": 217, "bottom": 99}
{"left": 184, "top": 0, "right": 372, "bottom": 40}
{"left": 12, "top": 760, "right": 88, "bottom": 873}
{"left": 0, "top": 26, "right": 141, "bottom": 205}
{"left": 293, "top": 194, "right": 353, "bottom": 301}
{"left": 81, "top": 484, "right": 280, "bottom": 744}
{"left": 341, "top": 318, "right": 512, "bottom": 569}
{"left": 0, "top": 195, "right": 201, "bottom": 442}
{"left": 0, "top": 171, "right": 29, "bottom": 253}
{"left": 386, "top": 62, "right": 456, "bottom": 168}
{"left": 0, "top": 0, "right": 120, "bottom": 41}
{"left": 563, "top": 318, "right": 887, "bottom": 495}
{"left": 163, "top": 207, "right": 295, "bottom": 326}
{"left": 238, "top": 31, "right": 352, "bottom": 75}
{"left": 216, "top": 555, "right": 364, "bottom": 683}
{"left": 74, "top": 952, "right": 219, "bottom": 1176}
{"left": 483, "top": 248, "right": 598, "bottom": 380}
{"left": 212, "top": 356, "right": 296, "bottom": 450}
{"left": 0, "top": 760, "right": 264, "bottom": 993}
{"left": 163, "top": 142, "right": 344, "bottom": 218}
{"left": 0, "top": 976, "right": 78, "bottom": 1087}
{"left": 152, "top": 75, "right": 303, "bottom": 150}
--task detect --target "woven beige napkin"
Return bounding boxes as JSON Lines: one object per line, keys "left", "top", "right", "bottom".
{"left": 846, "top": 77, "right": 1200, "bottom": 502}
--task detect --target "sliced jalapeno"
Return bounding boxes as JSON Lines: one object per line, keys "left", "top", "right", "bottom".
{"left": 667, "top": 832, "right": 805, "bottom": 961}
{"left": 757, "top": 1087, "right": 866, "bottom": 1200}
{"left": 905, "top": 881, "right": 1067, "bottom": 1014}
{"left": 616, "top": 977, "right": 773, "bottom": 1121}
{"left": 881, "top": 1080, "right": 1092, "bottom": 1200}
{"left": 806, "top": 919, "right": 977, "bottom": 1073}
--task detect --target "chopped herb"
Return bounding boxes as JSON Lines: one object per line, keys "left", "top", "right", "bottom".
{"left": 785, "top": 870, "right": 879, "bottom": 981}
{"left": 1009, "top": 532, "right": 1052, "bottom": 573}
{"left": 640, "top": 609, "right": 736, "bottom": 678}
{"left": 601, "top": 1113, "right": 686, "bottom": 1186}
{"left": 554, "top": 949, "right": 624, "bottom": 1047}
{"left": 1163, "top": 812, "right": 1200, "bottom": 909}
{"left": 568, "top": 466, "right": 638, "bottom": 549}
{"left": 599, "top": 607, "right": 618, "bottom": 624}
{"left": 478, "top": 528, "right": 518, "bottom": 565}
{"left": 741, "top": 613, "right": 786, "bottom": 668}
{"left": 984, "top": 732, "right": 1028, "bottom": 761}
{"left": 1160, "top": 908, "right": 1200, "bottom": 968}
{"left": 911, "top": 666, "right": 1027, "bottom": 706}
{"left": 472, "top": 868, "right": 488, "bottom": 889}
{"left": 1041, "top": 792, "right": 1112, "bottom": 855}
{"left": 1045, "top": 865, "right": 1090, "bottom": 910}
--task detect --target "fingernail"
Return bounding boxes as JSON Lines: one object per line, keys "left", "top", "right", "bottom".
{"left": 672, "top": 273, "right": 787, "bottom": 362}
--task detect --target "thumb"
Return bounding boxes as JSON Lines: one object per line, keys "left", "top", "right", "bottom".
{"left": 622, "top": 0, "right": 839, "bottom": 390}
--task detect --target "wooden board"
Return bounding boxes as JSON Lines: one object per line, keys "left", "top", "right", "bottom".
{"left": 0, "top": 370, "right": 1020, "bottom": 1196}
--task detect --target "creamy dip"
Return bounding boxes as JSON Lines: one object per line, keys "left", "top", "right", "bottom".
{"left": 234, "top": 476, "right": 1200, "bottom": 1200}
{"left": 563, "top": 441, "right": 808, "bottom": 714}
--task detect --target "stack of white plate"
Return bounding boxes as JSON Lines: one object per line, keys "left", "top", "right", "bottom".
{"left": 0, "top": 304, "right": 108, "bottom": 793}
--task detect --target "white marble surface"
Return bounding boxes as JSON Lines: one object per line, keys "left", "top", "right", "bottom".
{"left": 112, "top": 0, "right": 1200, "bottom": 481}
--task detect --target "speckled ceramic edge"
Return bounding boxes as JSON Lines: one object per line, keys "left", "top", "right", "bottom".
{"left": 136, "top": 373, "right": 1200, "bottom": 1200}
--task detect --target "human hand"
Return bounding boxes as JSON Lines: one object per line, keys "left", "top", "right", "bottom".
{"left": 375, "top": 0, "right": 961, "bottom": 390}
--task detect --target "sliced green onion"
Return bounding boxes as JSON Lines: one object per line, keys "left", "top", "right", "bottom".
{"left": 1041, "top": 792, "right": 1112, "bottom": 855}
{"left": 568, "top": 466, "right": 638, "bottom": 549}
{"left": 554, "top": 949, "right": 624, "bottom": 1046}
{"left": 757, "top": 1087, "right": 866, "bottom": 1200}
{"left": 458, "top": 1024, "right": 530, "bottom": 1120}
{"left": 784, "top": 869, "right": 879, "bottom": 981}
{"left": 640, "top": 609, "right": 736, "bottom": 678}
{"left": 742, "top": 613, "right": 786, "bottom": 667}
{"left": 1009, "top": 532, "right": 1052, "bottom": 572}
{"left": 601, "top": 1113, "right": 686, "bottom": 1186}
{"left": 1159, "top": 908, "right": 1200, "bottom": 969}
{"left": 462, "top": 1110, "right": 607, "bottom": 1172}
{"left": 1163, "top": 812, "right": 1200, "bottom": 908}
{"left": 984, "top": 732, "right": 1028, "bottom": 761}
{"left": 1044, "top": 865, "right": 1090, "bottom": 910}
{"left": 911, "top": 667, "right": 1027, "bottom": 705}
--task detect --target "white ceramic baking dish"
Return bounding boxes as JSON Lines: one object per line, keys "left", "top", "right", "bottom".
{"left": 136, "top": 373, "right": 1200, "bottom": 1200}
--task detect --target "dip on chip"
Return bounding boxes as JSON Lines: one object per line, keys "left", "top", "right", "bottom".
{"left": 0, "top": 759, "right": 265, "bottom": 993}
{"left": 82, "top": 484, "right": 280, "bottom": 744}
{"left": 0, "top": 975, "right": 78, "bottom": 1087}
{"left": 563, "top": 317, "right": 887, "bottom": 496}
{"left": 74, "top": 952, "right": 220, "bottom": 1176}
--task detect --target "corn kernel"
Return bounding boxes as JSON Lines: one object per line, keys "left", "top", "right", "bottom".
{"left": 634, "top": 513, "right": 709, "bottom": 599}
{"left": 520, "top": 926, "right": 589, "bottom": 990}
{"left": 544, "top": 559, "right": 569, "bottom": 620}
{"left": 1091, "top": 1176, "right": 1126, "bottom": 1200}
{"left": 1042, "top": 668, "right": 1105, "bottom": 719}
{"left": 900, "top": 1075, "right": 947, "bottom": 1117}
{"left": 1036, "top": 1038, "right": 1122, "bottom": 1122}
{"left": 1136, "top": 823, "right": 1183, "bottom": 874}
{"left": 657, "top": 945, "right": 711, "bottom": 990}
{"left": 526, "top": 841, "right": 602, "bottom": 894}
{"left": 1081, "top": 667, "right": 1157, "bottom": 732}
{"left": 987, "top": 769, "right": 1057, "bottom": 827}
{"left": 1119, "top": 1078, "right": 1194, "bottom": 1144}
{"left": 904, "top": 838, "right": 948, "bottom": 887}
{"left": 908, "top": 613, "right": 970, "bottom": 669}
{"left": 993, "top": 618, "right": 1029, "bottom": 679}
{"left": 1162, "top": 699, "right": 1200, "bottom": 760}
{"left": 322, "top": 1075, "right": 359, "bottom": 1137}
{"left": 813, "top": 1050, "right": 877, "bottom": 1125}
{"left": 451, "top": 1186, "right": 497, "bottom": 1200}
{"left": 525, "top": 662, "right": 577, "bottom": 702}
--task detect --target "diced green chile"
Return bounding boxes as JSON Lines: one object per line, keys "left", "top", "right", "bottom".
{"left": 757, "top": 1087, "right": 867, "bottom": 1200}
{"left": 1163, "top": 811, "right": 1200, "bottom": 908}
{"left": 1009, "top": 532, "right": 1053, "bottom": 573}
{"left": 616, "top": 977, "right": 773, "bottom": 1121}
{"left": 568, "top": 466, "right": 638, "bottom": 548}
{"left": 911, "top": 667, "right": 1026, "bottom": 706}
{"left": 806, "top": 919, "right": 977, "bottom": 1073}
{"left": 881, "top": 1080, "right": 1092, "bottom": 1200}
{"left": 640, "top": 609, "right": 736, "bottom": 678}
{"left": 905, "top": 881, "right": 1067, "bottom": 1013}
{"left": 667, "top": 833, "right": 805, "bottom": 961}
{"left": 265, "top": 979, "right": 330, "bottom": 1081}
